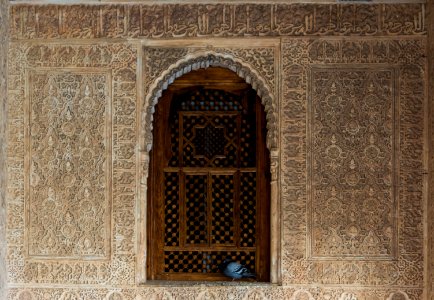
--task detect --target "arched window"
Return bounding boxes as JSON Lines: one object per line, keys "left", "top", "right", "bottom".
{"left": 147, "top": 67, "right": 270, "bottom": 281}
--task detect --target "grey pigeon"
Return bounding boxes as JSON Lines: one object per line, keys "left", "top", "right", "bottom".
{"left": 219, "top": 259, "right": 256, "bottom": 280}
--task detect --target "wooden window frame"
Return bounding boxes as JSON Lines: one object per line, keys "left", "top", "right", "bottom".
{"left": 146, "top": 68, "right": 271, "bottom": 282}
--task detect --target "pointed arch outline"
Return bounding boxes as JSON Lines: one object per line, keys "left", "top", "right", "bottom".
{"left": 138, "top": 50, "right": 281, "bottom": 284}
{"left": 141, "top": 51, "right": 278, "bottom": 152}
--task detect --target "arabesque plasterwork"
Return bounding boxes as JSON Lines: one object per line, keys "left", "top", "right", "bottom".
{"left": 281, "top": 38, "right": 424, "bottom": 292}
{"left": 8, "top": 43, "right": 137, "bottom": 285}
{"left": 308, "top": 66, "right": 398, "bottom": 259}
{"left": 26, "top": 70, "right": 111, "bottom": 260}
{"left": 4, "top": 1, "right": 430, "bottom": 299}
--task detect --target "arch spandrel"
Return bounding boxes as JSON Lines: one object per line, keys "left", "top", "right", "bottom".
{"left": 142, "top": 51, "right": 278, "bottom": 154}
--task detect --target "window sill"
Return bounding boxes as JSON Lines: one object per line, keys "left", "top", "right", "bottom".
{"left": 140, "top": 280, "right": 276, "bottom": 288}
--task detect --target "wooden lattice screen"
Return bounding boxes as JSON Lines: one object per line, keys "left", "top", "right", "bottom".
{"left": 147, "top": 68, "right": 270, "bottom": 281}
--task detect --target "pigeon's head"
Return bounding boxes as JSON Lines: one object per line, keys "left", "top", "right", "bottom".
{"left": 219, "top": 258, "right": 232, "bottom": 271}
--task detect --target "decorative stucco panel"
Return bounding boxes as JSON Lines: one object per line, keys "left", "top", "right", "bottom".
{"left": 308, "top": 66, "right": 398, "bottom": 260}
{"left": 428, "top": 1, "right": 434, "bottom": 299}
{"left": 1, "top": 0, "right": 9, "bottom": 299}
{"left": 281, "top": 38, "right": 425, "bottom": 291}
{"left": 7, "top": 43, "right": 137, "bottom": 285}
{"left": 26, "top": 70, "right": 111, "bottom": 260}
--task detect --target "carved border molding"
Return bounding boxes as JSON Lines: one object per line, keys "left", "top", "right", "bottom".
{"left": 0, "top": 0, "right": 9, "bottom": 298}
{"left": 9, "top": 3, "right": 426, "bottom": 40}
{"left": 6, "top": 287, "right": 421, "bottom": 300}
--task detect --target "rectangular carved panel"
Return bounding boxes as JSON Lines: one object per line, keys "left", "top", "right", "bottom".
{"left": 25, "top": 70, "right": 111, "bottom": 259}
{"left": 282, "top": 39, "right": 424, "bottom": 289}
{"left": 308, "top": 66, "right": 398, "bottom": 260}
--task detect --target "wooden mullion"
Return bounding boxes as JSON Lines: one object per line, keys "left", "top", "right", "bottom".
{"left": 255, "top": 94, "right": 270, "bottom": 281}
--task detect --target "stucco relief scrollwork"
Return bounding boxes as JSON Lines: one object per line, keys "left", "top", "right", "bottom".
{"left": 26, "top": 70, "right": 111, "bottom": 259}
{"left": 7, "top": 43, "right": 137, "bottom": 285}
{"left": 142, "top": 48, "right": 278, "bottom": 153}
{"left": 281, "top": 38, "right": 425, "bottom": 289}
{"left": 6, "top": 287, "right": 423, "bottom": 300}
{"left": 308, "top": 67, "right": 398, "bottom": 259}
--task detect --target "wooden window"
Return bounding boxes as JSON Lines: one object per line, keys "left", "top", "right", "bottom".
{"left": 147, "top": 67, "right": 270, "bottom": 281}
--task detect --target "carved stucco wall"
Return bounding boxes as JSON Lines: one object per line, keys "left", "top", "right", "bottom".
{"left": 6, "top": 3, "right": 428, "bottom": 300}
{"left": 1, "top": 0, "right": 9, "bottom": 299}
{"left": 428, "top": 0, "right": 434, "bottom": 299}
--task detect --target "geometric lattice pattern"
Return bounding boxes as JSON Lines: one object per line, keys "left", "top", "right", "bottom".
{"left": 194, "top": 124, "right": 226, "bottom": 160}
{"left": 182, "top": 114, "right": 238, "bottom": 168}
{"left": 164, "top": 251, "right": 255, "bottom": 274}
{"left": 211, "top": 175, "right": 235, "bottom": 245}
{"left": 180, "top": 89, "right": 242, "bottom": 111}
{"left": 165, "top": 172, "right": 179, "bottom": 247}
{"left": 240, "top": 172, "right": 257, "bottom": 247}
{"left": 162, "top": 87, "right": 261, "bottom": 277}
{"left": 240, "top": 118, "right": 256, "bottom": 167}
{"left": 185, "top": 175, "right": 208, "bottom": 245}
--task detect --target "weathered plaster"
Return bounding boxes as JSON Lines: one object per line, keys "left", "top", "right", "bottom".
{"left": 0, "top": 0, "right": 9, "bottom": 299}
{"left": 428, "top": 0, "right": 434, "bottom": 298}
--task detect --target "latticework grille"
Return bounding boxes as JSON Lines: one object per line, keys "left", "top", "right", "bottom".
{"left": 180, "top": 89, "right": 242, "bottom": 112}
{"left": 240, "top": 172, "right": 257, "bottom": 247}
{"left": 185, "top": 174, "right": 208, "bottom": 245}
{"left": 240, "top": 117, "right": 256, "bottom": 167}
{"left": 211, "top": 175, "right": 235, "bottom": 245}
{"left": 165, "top": 172, "right": 180, "bottom": 246}
{"left": 181, "top": 114, "right": 238, "bottom": 168}
{"left": 169, "top": 116, "right": 180, "bottom": 167}
{"left": 164, "top": 250, "right": 255, "bottom": 274}
{"left": 151, "top": 82, "right": 269, "bottom": 281}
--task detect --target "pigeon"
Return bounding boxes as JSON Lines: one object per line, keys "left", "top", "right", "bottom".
{"left": 219, "top": 259, "right": 256, "bottom": 280}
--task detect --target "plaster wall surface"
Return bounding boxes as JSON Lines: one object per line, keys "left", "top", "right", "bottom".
{"left": 428, "top": 0, "right": 434, "bottom": 298}
{"left": 4, "top": 2, "right": 430, "bottom": 300}
{"left": 1, "top": 0, "right": 9, "bottom": 299}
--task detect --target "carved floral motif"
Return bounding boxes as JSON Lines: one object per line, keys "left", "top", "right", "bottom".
{"left": 7, "top": 43, "right": 137, "bottom": 284}
{"left": 281, "top": 38, "right": 424, "bottom": 288}
{"left": 6, "top": 287, "right": 421, "bottom": 300}
{"left": 27, "top": 70, "right": 111, "bottom": 259}
{"left": 309, "top": 67, "right": 397, "bottom": 259}
{"left": 0, "top": 0, "right": 8, "bottom": 298}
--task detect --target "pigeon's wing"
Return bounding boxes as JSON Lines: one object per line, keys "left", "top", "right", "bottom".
{"left": 225, "top": 262, "right": 250, "bottom": 278}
